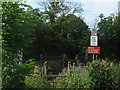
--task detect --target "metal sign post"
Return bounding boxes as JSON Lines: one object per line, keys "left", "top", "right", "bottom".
{"left": 93, "top": 54, "right": 94, "bottom": 60}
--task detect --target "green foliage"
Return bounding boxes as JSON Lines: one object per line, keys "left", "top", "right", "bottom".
{"left": 54, "top": 69, "right": 93, "bottom": 88}
{"left": 2, "top": 1, "right": 120, "bottom": 89}
{"left": 56, "top": 14, "right": 90, "bottom": 59}
{"left": 2, "top": 1, "right": 89, "bottom": 60}
{"left": 32, "top": 2, "right": 89, "bottom": 59}
{"left": 54, "top": 60, "right": 120, "bottom": 89}
{"left": 2, "top": 1, "right": 39, "bottom": 60}
{"left": 86, "top": 60, "right": 120, "bottom": 89}
{"left": 24, "top": 66, "right": 51, "bottom": 88}
{"left": 40, "top": 2, "right": 83, "bottom": 23}
{"left": 98, "top": 14, "right": 120, "bottom": 61}
{"left": 2, "top": 39, "right": 35, "bottom": 88}
{"left": 2, "top": 57, "right": 35, "bottom": 88}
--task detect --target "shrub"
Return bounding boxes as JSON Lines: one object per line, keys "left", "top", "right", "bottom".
{"left": 2, "top": 59, "right": 35, "bottom": 88}
{"left": 24, "top": 66, "right": 51, "bottom": 88}
{"left": 54, "top": 68, "right": 94, "bottom": 88}
{"left": 86, "top": 60, "right": 120, "bottom": 89}
{"left": 54, "top": 60, "right": 120, "bottom": 89}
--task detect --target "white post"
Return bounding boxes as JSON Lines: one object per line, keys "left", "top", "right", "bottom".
{"left": 68, "top": 61, "right": 70, "bottom": 71}
{"left": 93, "top": 54, "right": 95, "bottom": 60}
{"left": 68, "top": 61, "right": 71, "bottom": 72}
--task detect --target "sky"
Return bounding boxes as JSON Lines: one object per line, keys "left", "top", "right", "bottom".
{"left": 24, "top": 0, "right": 119, "bottom": 29}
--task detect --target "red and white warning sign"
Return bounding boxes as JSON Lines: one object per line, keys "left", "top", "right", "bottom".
{"left": 87, "top": 46, "right": 100, "bottom": 54}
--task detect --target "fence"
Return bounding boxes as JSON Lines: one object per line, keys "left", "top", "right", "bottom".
{"left": 41, "top": 60, "right": 82, "bottom": 75}
{"left": 40, "top": 54, "right": 82, "bottom": 76}
{"left": 40, "top": 54, "right": 67, "bottom": 75}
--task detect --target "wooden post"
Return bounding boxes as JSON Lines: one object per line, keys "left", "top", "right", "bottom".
{"left": 73, "top": 62, "right": 75, "bottom": 71}
{"left": 75, "top": 54, "right": 78, "bottom": 64}
{"left": 68, "top": 61, "right": 71, "bottom": 72}
{"left": 68, "top": 61, "right": 69, "bottom": 71}
{"left": 44, "top": 61, "right": 47, "bottom": 76}
{"left": 75, "top": 54, "right": 78, "bottom": 60}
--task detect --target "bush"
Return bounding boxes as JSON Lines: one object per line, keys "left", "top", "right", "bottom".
{"left": 54, "top": 68, "right": 94, "bottom": 88}
{"left": 2, "top": 54, "right": 35, "bottom": 88}
{"left": 86, "top": 60, "right": 120, "bottom": 89}
{"left": 24, "top": 66, "right": 51, "bottom": 88}
{"left": 54, "top": 60, "right": 120, "bottom": 89}
{"left": 2, "top": 41, "right": 36, "bottom": 88}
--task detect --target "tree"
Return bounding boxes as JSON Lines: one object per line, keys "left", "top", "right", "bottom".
{"left": 2, "top": 1, "right": 41, "bottom": 61}
{"left": 30, "top": 1, "right": 84, "bottom": 58}
{"left": 32, "top": 1, "right": 89, "bottom": 59}
{"left": 37, "top": 1, "right": 83, "bottom": 23}
{"left": 2, "top": 2, "right": 36, "bottom": 88}
{"left": 56, "top": 14, "right": 90, "bottom": 59}
{"left": 98, "top": 13, "right": 120, "bottom": 61}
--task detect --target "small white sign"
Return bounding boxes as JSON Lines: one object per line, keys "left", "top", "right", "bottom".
{"left": 90, "top": 36, "right": 98, "bottom": 46}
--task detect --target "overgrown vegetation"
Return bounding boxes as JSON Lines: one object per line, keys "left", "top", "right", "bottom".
{"left": 86, "top": 60, "right": 120, "bottom": 89}
{"left": 23, "top": 60, "right": 120, "bottom": 89}
{"left": 24, "top": 66, "right": 51, "bottom": 88}
{"left": 54, "top": 60, "right": 120, "bottom": 89}
{"left": 1, "top": 0, "right": 120, "bottom": 89}
{"left": 2, "top": 52, "right": 35, "bottom": 88}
